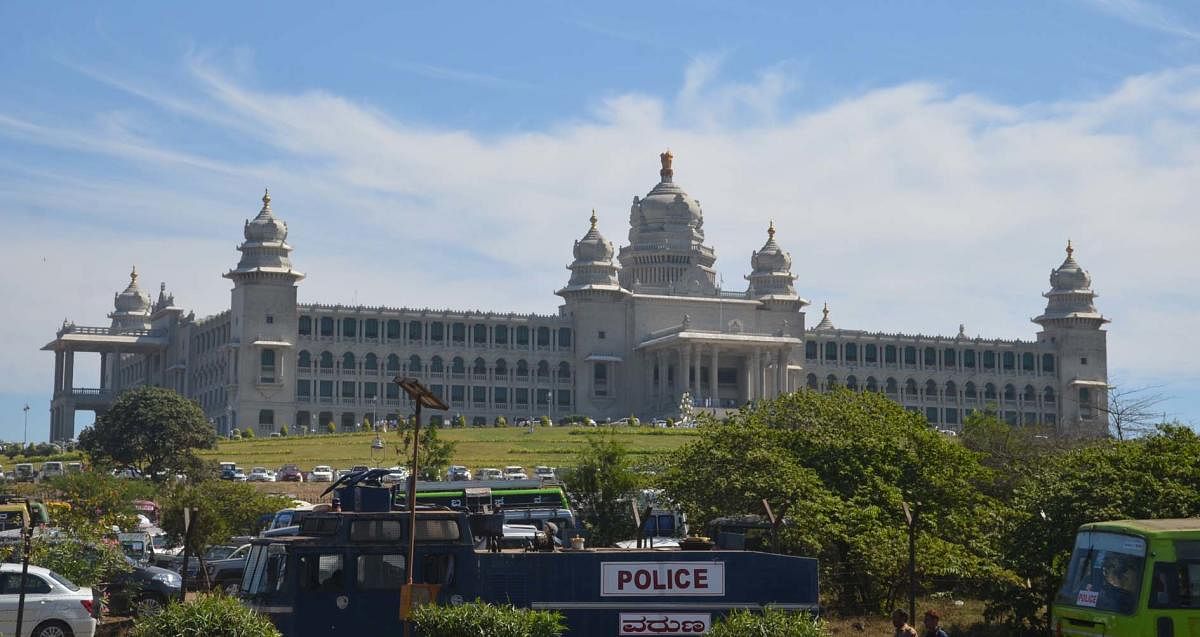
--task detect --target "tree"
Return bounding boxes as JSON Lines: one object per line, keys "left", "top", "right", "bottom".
{"left": 78, "top": 386, "right": 216, "bottom": 479}
{"left": 1101, "top": 382, "right": 1168, "bottom": 440}
{"left": 160, "top": 481, "right": 292, "bottom": 556}
{"left": 563, "top": 436, "right": 641, "bottom": 547}
{"left": 397, "top": 418, "right": 457, "bottom": 481}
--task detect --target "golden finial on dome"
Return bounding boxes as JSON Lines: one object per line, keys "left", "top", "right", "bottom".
{"left": 130, "top": 266, "right": 138, "bottom": 284}
{"left": 659, "top": 149, "right": 674, "bottom": 180}
{"left": 590, "top": 209, "right": 597, "bottom": 229}
{"left": 1066, "top": 238, "right": 1073, "bottom": 257}
{"left": 768, "top": 220, "right": 775, "bottom": 239}
{"left": 262, "top": 188, "right": 272, "bottom": 210}
{"left": 822, "top": 302, "right": 829, "bottom": 318}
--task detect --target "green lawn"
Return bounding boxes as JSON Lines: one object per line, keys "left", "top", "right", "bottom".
{"left": 198, "top": 425, "right": 699, "bottom": 473}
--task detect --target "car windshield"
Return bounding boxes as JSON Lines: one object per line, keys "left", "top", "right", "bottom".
{"left": 47, "top": 570, "right": 79, "bottom": 591}
{"left": 205, "top": 545, "right": 238, "bottom": 560}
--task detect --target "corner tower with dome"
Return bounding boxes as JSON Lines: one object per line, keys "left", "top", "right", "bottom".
{"left": 44, "top": 152, "right": 1109, "bottom": 441}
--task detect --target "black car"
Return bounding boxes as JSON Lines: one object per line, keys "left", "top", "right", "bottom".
{"left": 106, "top": 555, "right": 182, "bottom": 616}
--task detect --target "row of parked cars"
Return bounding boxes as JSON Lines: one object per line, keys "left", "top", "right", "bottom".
{"left": 449, "top": 465, "right": 557, "bottom": 481}
{"left": 220, "top": 462, "right": 411, "bottom": 484}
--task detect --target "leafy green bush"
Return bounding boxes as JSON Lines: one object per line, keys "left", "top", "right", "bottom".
{"left": 279, "top": 425, "right": 288, "bottom": 436}
{"left": 495, "top": 416, "right": 508, "bottom": 427}
{"left": 453, "top": 415, "right": 467, "bottom": 428}
{"left": 130, "top": 594, "right": 281, "bottom": 637}
{"left": 241, "top": 428, "right": 255, "bottom": 439}
{"left": 413, "top": 601, "right": 565, "bottom": 637}
{"left": 707, "top": 609, "right": 829, "bottom": 637}
{"left": 539, "top": 415, "right": 551, "bottom": 427}
{"left": 326, "top": 422, "right": 336, "bottom": 434}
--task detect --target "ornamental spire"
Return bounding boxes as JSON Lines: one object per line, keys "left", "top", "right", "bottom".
{"left": 659, "top": 149, "right": 674, "bottom": 182}
{"left": 129, "top": 265, "right": 138, "bottom": 285}
{"left": 768, "top": 220, "right": 775, "bottom": 239}
{"left": 590, "top": 209, "right": 597, "bottom": 230}
{"left": 813, "top": 302, "right": 835, "bottom": 330}
{"left": 1066, "top": 238, "right": 1073, "bottom": 257}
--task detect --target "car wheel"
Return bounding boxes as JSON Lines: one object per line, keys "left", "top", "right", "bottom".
{"left": 32, "top": 620, "right": 74, "bottom": 637}
{"left": 136, "top": 594, "right": 166, "bottom": 616}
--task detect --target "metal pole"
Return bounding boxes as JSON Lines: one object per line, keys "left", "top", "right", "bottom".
{"left": 15, "top": 516, "right": 32, "bottom": 637}
{"left": 908, "top": 511, "right": 917, "bottom": 625}
{"left": 23, "top": 404, "right": 29, "bottom": 448}
{"left": 403, "top": 401, "right": 422, "bottom": 637}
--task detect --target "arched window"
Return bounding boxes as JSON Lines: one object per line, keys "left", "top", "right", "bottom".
{"left": 1004, "top": 384, "right": 1016, "bottom": 401}
{"left": 537, "top": 361, "right": 551, "bottom": 378}
{"left": 945, "top": 380, "right": 957, "bottom": 397}
{"left": 886, "top": 378, "right": 898, "bottom": 394}
{"left": 845, "top": 343, "right": 858, "bottom": 363}
{"left": 824, "top": 342, "right": 838, "bottom": 361}
{"left": 984, "top": 383, "right": 997, "bottom": 400}
{"left": 473, "top": 357, "right": 487, "bottom": 375}
{"left": 805, "top": 341, "right": 818, "bottom": 360}
{"left": 1042, "top": 353, "right": 1055, "bottom": 373}
{"left": 923, "top": 347, "right": 937, "bottom": 367}
{"left": 407, "top": 355, "right": 420, "bottom": 373}
{"left": 905, "top": 379, "right": 919, "bottom": 396}
{"left": 885, "top": 345, "right": 898, "bottom": 364}
{"left": 430, "top": 323, "right": 444, "bottom": 342}
{"left": 925, "top": 380, "right": 938, "bottom": 398}
{"left": 865, "top": 344, "right": 878, "bottom": 363}
{"left": 1023, "top": 385, "right": 1037, "bottom": 402}
{"left": 826, "top": 374, "right": 839, "bottom": 388}
{"left": 495, "top": 359, "right": 508, "bottom": 376}
{"left": 451, "top": 323, "right": 466, "bottom": 343}
{"left": 866, "top": 377, "right": 879, "bottom": 392}
{"left": 319, "top": 351, "right": 334, "bottom": 369}
{"left": 846, "top": 375, "right": 858, "bottom": 390}
{"left": 943, "top": 349, "right": 957, "bottom": 368}
{"left": 516, "top": 359, "right": 529, "bottom": 377}
{"left": 408, "top": 321, "right": 422, "bottom": 341}
{"left": 494, "top": 325, "right": 508, "bottom": 345}
{"left": 342, "top": 318, "right": 357, "bottom": 338}
{"left": 342, "top": 352, "right": 356, "bottom": 371}
{"left": 430, "top": 356, "right": 444, "bottom": 373}
{"left": 473, "top": 324, "right": 487, "bottom": 345}
{"left": 557, "top": 362, "right": 571, "bottom": 380}
{"left": 364, "top": 353, "right": 378, "bottom": 372}
{"left": 451, "top": 357, "right": 465, "bottom": 374}
{"left": 537, "top": 327, "right": 551, "bottom": 347}
{"left": 1022, "top": 353, "right": 1035, "bottom": 372}
{"left": 1043, "top": 386, "right": 1056, "bottom": 403}
{"left": 298, "top": 351, "right": 312, "bottom": 369}
{"left": 298, "top": 316, "right": 312, "bottom": 336}
{"left": 903, "top": 347, "right": 917, "bottom": 366}
{"left": 965, "top": 382, "right": 977, "bottom": 399}
{"left": 1002, "top": 352, "right": 1015, "bottom": 371}
{"left": 806, "top": 373, "right": 818, "bottom": 389}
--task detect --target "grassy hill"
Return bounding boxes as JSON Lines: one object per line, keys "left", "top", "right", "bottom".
{"left": 197, "top": 425, "right": 698, "bottom": 474}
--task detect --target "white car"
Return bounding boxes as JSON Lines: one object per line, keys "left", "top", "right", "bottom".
{"left": 533, "top": 466, "right": 555, "bottom": 480}
{"left": 0, "top": 563, "right": 97, "bottom": 637}
{"left": 247, "top": 467, "right": 273, "bottom": 482}
{"left": 446, "top": 465, "right": 472, "bottom": 481}
{"left": 380, "top": 467, "right": 409, "bottom": 484}
{"left": 310, "top": 465, "right": 335, "bottom": 482}
{"left": 476, "top": 468, "right": 504, "bottom": 481}
{"left": 503, "top": 466, "right": 528, "bottom": 480}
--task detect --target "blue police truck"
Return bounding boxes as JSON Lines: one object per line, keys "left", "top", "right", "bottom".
{"left": 240, "top": 479, "right": 819, "bottom": 636}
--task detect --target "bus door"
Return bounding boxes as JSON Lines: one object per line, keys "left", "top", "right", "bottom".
{"left": 290, "top": 549, "right": 359, "bottom": 634}
{"left": 242, "top": 543, "right": 295, "bottom": 636}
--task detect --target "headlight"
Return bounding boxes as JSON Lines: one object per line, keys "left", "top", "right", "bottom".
{"left": 152, "top": 572, "right": 181, "bottom": 586}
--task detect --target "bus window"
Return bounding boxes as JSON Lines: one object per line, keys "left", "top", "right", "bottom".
{"left": 356, "top": 554, "right": 405, "bottom": 590}
{"left": 1149, "top": 561, "right": 1200, "bottom": 608}
{"left": 1057, "top": 532, "right": 1145, "bottom": 614}
{"left": 300, "top": 554, "right": 344, "bottom": 592}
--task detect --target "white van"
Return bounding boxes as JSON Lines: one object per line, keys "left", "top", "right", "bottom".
{"left": 41, "top": 461, "right": 64, "bottom": 480}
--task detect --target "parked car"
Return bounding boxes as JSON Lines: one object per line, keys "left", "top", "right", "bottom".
{"left": 174, "top": 543, "right": 250, "bottom": 591}
{"left": 0, "top": 563, "right": 97, "bottom": 637}
{"left": 230, "top": 467, "right": 247, "bottom": 482}
{"left": 533, "top": 466, "right": 556, "bottom": 480}
{"left": 310, "top": 465, "right": 334, "bottom": 482}
{"left": 107, "top": 554, "right": 182, "bottom": 616}
{"left": 247, "top": 467, "right": 273, "bottom": 482}
{"left": 446, "top": 465, "right": 472, "bottom": 481}
{"left": 334, "top": 468, "right": 355, "bottom": 481}
{"left": 503, "top": 466, "right": 528, "bottom": 480}
{"left": 13, "top": 463, "right": 35, "bottom": 482}
{"left": 66, "top": 461, "right": 83, "bottom": 474}
{"left": 380, "top": 467, "right": 409, "bottom": 485}
{"left": 476, "top": 468, "right": 504, "bottom": 481}
{"left": 277, "top": 464, "right": 304, "bottom": 482}
{"left": 41, "top": 461, "right": 65, "bottom": 480}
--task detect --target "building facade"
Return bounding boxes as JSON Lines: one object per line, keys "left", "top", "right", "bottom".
{"left": 42, "top": 152, "right": 1110, "bottom": 440}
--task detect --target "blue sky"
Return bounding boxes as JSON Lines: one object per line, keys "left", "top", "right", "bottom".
{"left": 1, "top": 1, "right": 1198, "bottom": 441}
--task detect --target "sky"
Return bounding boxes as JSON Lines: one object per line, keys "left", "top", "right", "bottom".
{"left": 1, "top": 1, "right": 1198, "bottom": 441}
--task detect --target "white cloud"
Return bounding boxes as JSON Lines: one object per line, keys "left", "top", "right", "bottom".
{"left": 1, "top": 55, "right": 1198, "bottom": 424}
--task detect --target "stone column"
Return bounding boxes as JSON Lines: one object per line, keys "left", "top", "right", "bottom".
{"left": 655, "top": 351, "right": 665, "bottom": 404}
{"left": 742, "top": 351, "right": 754, "bottom": 402}
{"left": 710, "top": 346, "right": 719, "bottom": 406}
{"left": 680, "top": 345, "right": 691, "bottom": 402}
{"left": 54, "top": 351, "right": 64, "bottom": 395}
{"left": 64, "top": 350, "right": 75, "bottom": 394}
{"left": 692, "top": 344, "right": 701, "bottom": 399}
{"left": 99, "top": 352, "right": 109, "bottom": 389}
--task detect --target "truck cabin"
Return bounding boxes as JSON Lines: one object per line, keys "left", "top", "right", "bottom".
{"left": 241, "top": 510, "right": 473, "bottom": 636}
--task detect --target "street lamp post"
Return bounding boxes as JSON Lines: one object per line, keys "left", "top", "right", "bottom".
{"left": 22, "top": 404, "right": 29, "bottom": 448}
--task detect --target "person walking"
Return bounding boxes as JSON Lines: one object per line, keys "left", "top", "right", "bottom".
{"left": 922, "top": 610, "right": 948, "bottom": 637}
{"left": 891, "top": 609, "right": 918, "bottom": 637}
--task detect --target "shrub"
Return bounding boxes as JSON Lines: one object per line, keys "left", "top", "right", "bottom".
{"left": 279, "top": 425, "right": 288, "bottom": 436}
{"left": 326, "top": 422, "right": 336, "bottom": 434}
{"left": 130, "top": 594, "right": 281, "bottom": 637}
{"left": 495, "top": 416, "right": 508, "bottom": 427}
{"left": 707, "top": 609, "right": 829, "bottom": 637}
{"left": 629, "top": 415, "right": 640, "bottom": 427}
{"left": 241, "top": 428, "right": 255, "bottom": 439}
{"left": 539, "top": 415, "right": 551, "bottom": 427}
{"left": 413, "top": 600, "right": 565, "bottom": 637}
{"left": 453, "top": 415, "right": 467, "bottom": 428}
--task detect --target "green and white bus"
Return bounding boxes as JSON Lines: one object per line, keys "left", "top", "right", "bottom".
{"left": 1054, "top": 519, "right": 1200, "bottom": 636}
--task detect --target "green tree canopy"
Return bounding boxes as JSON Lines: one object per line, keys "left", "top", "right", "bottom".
{"left": 397, "top": 418, "right": 457, "bottom": 481}
{"left": 563, "top": 436, "right": 642, "bottom": 547}
{"left": 160, "top": 481, "right": 292, "bottom": 554}
{"left": 79, "top": 386, "right": 216, "bottom": 479}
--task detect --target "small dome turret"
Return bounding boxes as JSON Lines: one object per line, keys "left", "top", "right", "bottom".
{"left": 559, "top": 211, "right": 623, "bottom": 296}
{"left": 813, "top": 302, "right": 835, "bottom": 330}
{"left": 1048, "top": 240, "right": 1091, "bottom": 291}
{"left": 244, "top": 189, "right": 288, "bottom": 243}
{"left": 746, "top": 221, "right": 799, "bottom": 299}
{"left": 109, "top": 266, "right": 152, "bottom": 331}
{"left": 572, "top": 211, "right": 616, "bottom": 264}
{"left": 1034, "top": 240, "right": 1108, "bottom": 329}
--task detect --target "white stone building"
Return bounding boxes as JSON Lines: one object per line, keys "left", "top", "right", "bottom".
{"left": 42, "top": 152, "right": 1109, "bottom": 440}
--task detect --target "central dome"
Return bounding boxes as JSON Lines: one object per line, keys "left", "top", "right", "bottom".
{"left": 629, "top": 150, "right": 704, "bottom": 242}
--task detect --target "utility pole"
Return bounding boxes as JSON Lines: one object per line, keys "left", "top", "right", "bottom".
{"left": 22, "top": 404, "right": 29, "bottom": 448}
{"left": 902, "top": 501, "right": 917, "bottom": 624}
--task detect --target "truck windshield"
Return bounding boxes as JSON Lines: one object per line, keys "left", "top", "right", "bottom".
{"left": 243, "top": 544, "right": 288, "bottom": 596}
{"left": 1057, "top": 531, "right": 1146, "bottom": 614}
